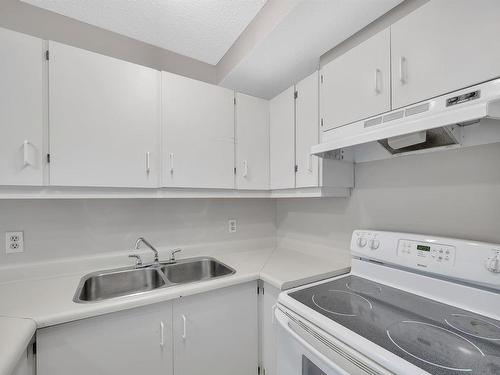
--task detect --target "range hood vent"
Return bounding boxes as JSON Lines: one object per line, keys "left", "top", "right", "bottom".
{"left": 312, "top": 78, "right": 500, "bottom": 159}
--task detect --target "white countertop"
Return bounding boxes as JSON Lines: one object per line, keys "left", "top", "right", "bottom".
{"left": 0, "top": 317, "right": 36, "bottom": 375}
{"left": 260, "top": 247, "right": 350, "bottom": 290}
{"left": 0, "top": 241, "right": 350, "bottom": 374}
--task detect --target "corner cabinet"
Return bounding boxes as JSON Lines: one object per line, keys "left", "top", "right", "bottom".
{"left": 235, "top": 93, "right": 270, "bottom": 190}
{"left": 173, "top": 282, "right": 258, "bottom": 375}
{"left": 320, "top": 28, "right": 390, "bottom": 132}
{"left": 259, "top": 282, "right": 280, "bottom": 375}
{"left": 162, "top": 72, "right": 235, "bottom": 189}
{"left": 391, "top": 0, "right": 500, "bottom": 109}
{"left": 0, "top": 27, "right": 45, "bottom": 186}
{"left": 270, "top": 87, "right": 296, "bottom": 190}
{"left": 37, "top": 302, "right": 173, "bottom": 375}
{"left": 48, "top": 41, "right": 161, "bottom": 188}
{"left": 269, "top": 73, "right": 354, "bottom": 195}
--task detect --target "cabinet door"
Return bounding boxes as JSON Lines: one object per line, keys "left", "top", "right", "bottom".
{"left": 270, "top": 87, "right": 295, "bottom": 190}
{"left": 260, "top": 282, "right": 280, "bottom": 375}
{"left": 295, "top": 71, "right": 319, "bottom": 188}
{"left": 235, "top": 93, "right": 269, "bottom": 190}
{"left": 163, "top": 72, "right": 235, "bottom": 189}
{"left": 0, "top": 28, "right": 44, "bottom": 186}
{"left": 173, "top": 282, "right": 258, "bottom": 375}
{"left": 37, "top": 302, "right": 173, "bottom": 375}
{"left": 49, "top": 41, "right": 161, "bottom": 187}
{"left": 321, "top": 28, "right": 390, "bottom": 131}
{"left": 391, "top": 0, "right": 500, "bottom": 108}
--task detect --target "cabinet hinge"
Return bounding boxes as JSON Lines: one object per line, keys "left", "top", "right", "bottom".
{"left": 32, "top": 342, "right": 37, "bottom": 355}
{"left": 257, "top": 285, "right": 264, "bottom": 295}
{"left": 234, "top": 167, "right": 237, "bottom": 175}
{"left": 294, "top": 165, "right": 298, "bottom": 173}
{"left": 321, "top": 118, "right": 324, "bottom": 127}
{"left": 320, "top": 74, "right": 324, "bottom": 84}
{"left": 258, "top": 365, "right": 261, "bottom": 374}
{"left": 234, "top": 97, "right": 236, "bottom": 105}
{"left": 46, "top": 154, "right": 51, "bottom": 163}
{"left": 294, "top": 90, "right": 298, "bottom": 99}
{"left": 45, "top": 50, "right": 49, "bottom": 60}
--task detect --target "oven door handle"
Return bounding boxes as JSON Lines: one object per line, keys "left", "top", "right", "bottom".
{"left": 275, "top": 308, "right": 351, "bottom": 375}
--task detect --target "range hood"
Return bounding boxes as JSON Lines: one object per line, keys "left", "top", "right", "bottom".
{"left": 312, "top": 78, "right": 500, "bottom": 159}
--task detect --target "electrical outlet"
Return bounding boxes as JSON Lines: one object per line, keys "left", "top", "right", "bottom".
{"left": 228, "top": 219, "right": 237, "bottom": 233}
{"left": 5, "top": 231, "right": 24, "bottom": 254}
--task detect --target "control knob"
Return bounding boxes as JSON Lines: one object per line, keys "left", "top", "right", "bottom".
{"left": 357, "top": 237, "right": 367, "bottom": 248}
{"left": 485, "top": 252, "right": 500, "bottom": 273}
{"left": 369, "top": 239, "right": 380, "bottom": 250}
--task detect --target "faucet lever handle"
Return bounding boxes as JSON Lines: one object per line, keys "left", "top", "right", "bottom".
{"left": 170, "top": 248, "right": 182, "bottom": 261}
{"left": 129, "top": 254, "right": 143, "bottom": 268}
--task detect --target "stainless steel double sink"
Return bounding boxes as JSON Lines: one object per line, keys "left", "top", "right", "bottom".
{"left": 73, "top": 257, "right": 236, "bottom": 303}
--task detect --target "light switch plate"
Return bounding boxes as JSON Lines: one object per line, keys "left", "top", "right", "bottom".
{"left": 5, "top": 231, "right": 24, "bottom": 254}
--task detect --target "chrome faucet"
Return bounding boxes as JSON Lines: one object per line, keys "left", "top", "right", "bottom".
{"left": 134, "top": 237, "right": 159, "bottom": 266}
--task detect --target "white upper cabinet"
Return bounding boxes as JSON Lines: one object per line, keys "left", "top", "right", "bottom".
{"left": 295, "top": 72, "right": 319, "bottom": 188}
{"left": 163, "top": 72, "right": 235, "bottom": 189}
{"left": 48, "top": 41, "right": 161, "bottom": 187}
{"left": 173, "top": 282, "right": 258, "bottom": 375}
{"left": 270, "top": 87, "right": 295, "bottom": 190}
{"left": 321, "top": 28, "right": 390, "bottom": 131}
{"left": 0, "top": 28, "right": 44, "bottom": 186}
{"left": 235, "top": 93, "right": 270, "bottom": 190}
{"left": 391, "top": 0, "right": 500, "bottom": 108}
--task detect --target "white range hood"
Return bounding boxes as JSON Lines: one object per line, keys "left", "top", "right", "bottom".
{"left": 312, "top": 78, "right": 500, "bottom": 159}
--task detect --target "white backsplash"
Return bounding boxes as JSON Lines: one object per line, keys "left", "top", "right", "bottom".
{"left": 0, "top": 198, "right": 276, "bottom": 266}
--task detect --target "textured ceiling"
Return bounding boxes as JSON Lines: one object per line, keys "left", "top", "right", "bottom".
{"left": 21, "top": 0, "right": 267, "bottom": 65}
{"left": 220, "top": 0, "right": 403, "bottom": 99}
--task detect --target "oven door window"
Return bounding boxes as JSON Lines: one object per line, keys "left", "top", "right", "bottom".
{"left": 303, "top": 356, "right": 327, "bottom": 375}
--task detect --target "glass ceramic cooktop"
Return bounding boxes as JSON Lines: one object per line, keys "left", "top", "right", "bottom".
{"left": 289, "top": 275, "right": 500, "bottom": 375}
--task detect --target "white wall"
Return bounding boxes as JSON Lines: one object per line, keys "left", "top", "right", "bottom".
{"left": 0, "top": 199, "right": 276, "bottom": 265}
{"left": 277, "top": 143, "right": 500, "bottom": 253}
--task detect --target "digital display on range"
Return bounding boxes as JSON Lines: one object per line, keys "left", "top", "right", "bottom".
{"left": 417, "top": 245, "right": 431, "bottom": 252}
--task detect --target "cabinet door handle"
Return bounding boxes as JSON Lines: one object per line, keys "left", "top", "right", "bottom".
{"left": 169, "top": 153, "right": 174, "bottom": 173}
{"left": 181, "top": 314, "right": 187, "bottom": 340}
{"left": 374, "top": 68, "right": 381, "bottom": 94}
{"left": 145, "top": 152, "right": 151, "bottom": 174}
{"left": 243, "top": 160, "right": 248, "bottom": 178}
{"left": 160, "top": 321, "right": 165, "bottom": 347}
{"left": 399, "top": 56, "right": 407, "bottom": 84}
{"left": 23, "top": 140, "right": 35, "bottom": 167}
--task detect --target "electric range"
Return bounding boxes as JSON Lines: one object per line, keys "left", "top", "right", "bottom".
{"left": 276, "top": 230, "right": 500, "bottom": 375}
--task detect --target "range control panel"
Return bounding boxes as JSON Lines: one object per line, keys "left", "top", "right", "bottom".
{"left": 397, "top": 239, "right": 456, "bottom": 267}
{"left": 351, "top": 230, "right": 500, "bottom": 291}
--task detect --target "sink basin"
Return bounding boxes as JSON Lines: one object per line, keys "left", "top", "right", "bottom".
{"left": 74, "top": 267, "right": 166, "bottom": 302}
{"left": 73, "top": 257, "right": 235, "bottom": 303}
{"left": 161, "top": 257, "right": 235, "bottom": 284}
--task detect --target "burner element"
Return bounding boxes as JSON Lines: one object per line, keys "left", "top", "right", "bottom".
{"left": 445, "top": 314, "right": 500, "bottom": 341}
{"left": 346, "top": 279, "right": 382, "bottom": 295}
{"left": 387, "top": 321, "right": 485, "bottom": 372}
{"left": 311, "top": 290, "right": 372, "bottom": 317}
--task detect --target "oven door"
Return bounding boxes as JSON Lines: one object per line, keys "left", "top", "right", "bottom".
{"left": 275, "top": 307, "right": 393, "bottom": 375}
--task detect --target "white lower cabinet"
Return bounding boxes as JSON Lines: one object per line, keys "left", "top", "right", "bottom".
{"left": 37, "top": 302, "right": 173, "bottom": 375}
{"left": 173, "top": 282, "right": 259, "bottom": 375}
{"left": 260, "top": 282, "right": 280, "bottom": 375}
{"left": 12, "top": 344, "right": 35, "bottom": 375}
{"left": 37, "top": 283, "right": 258, "bottom": 375}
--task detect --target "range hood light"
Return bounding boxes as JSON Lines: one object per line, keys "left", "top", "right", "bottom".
{"left": 387, "top": 131, "right": 427, "bottom": 150}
